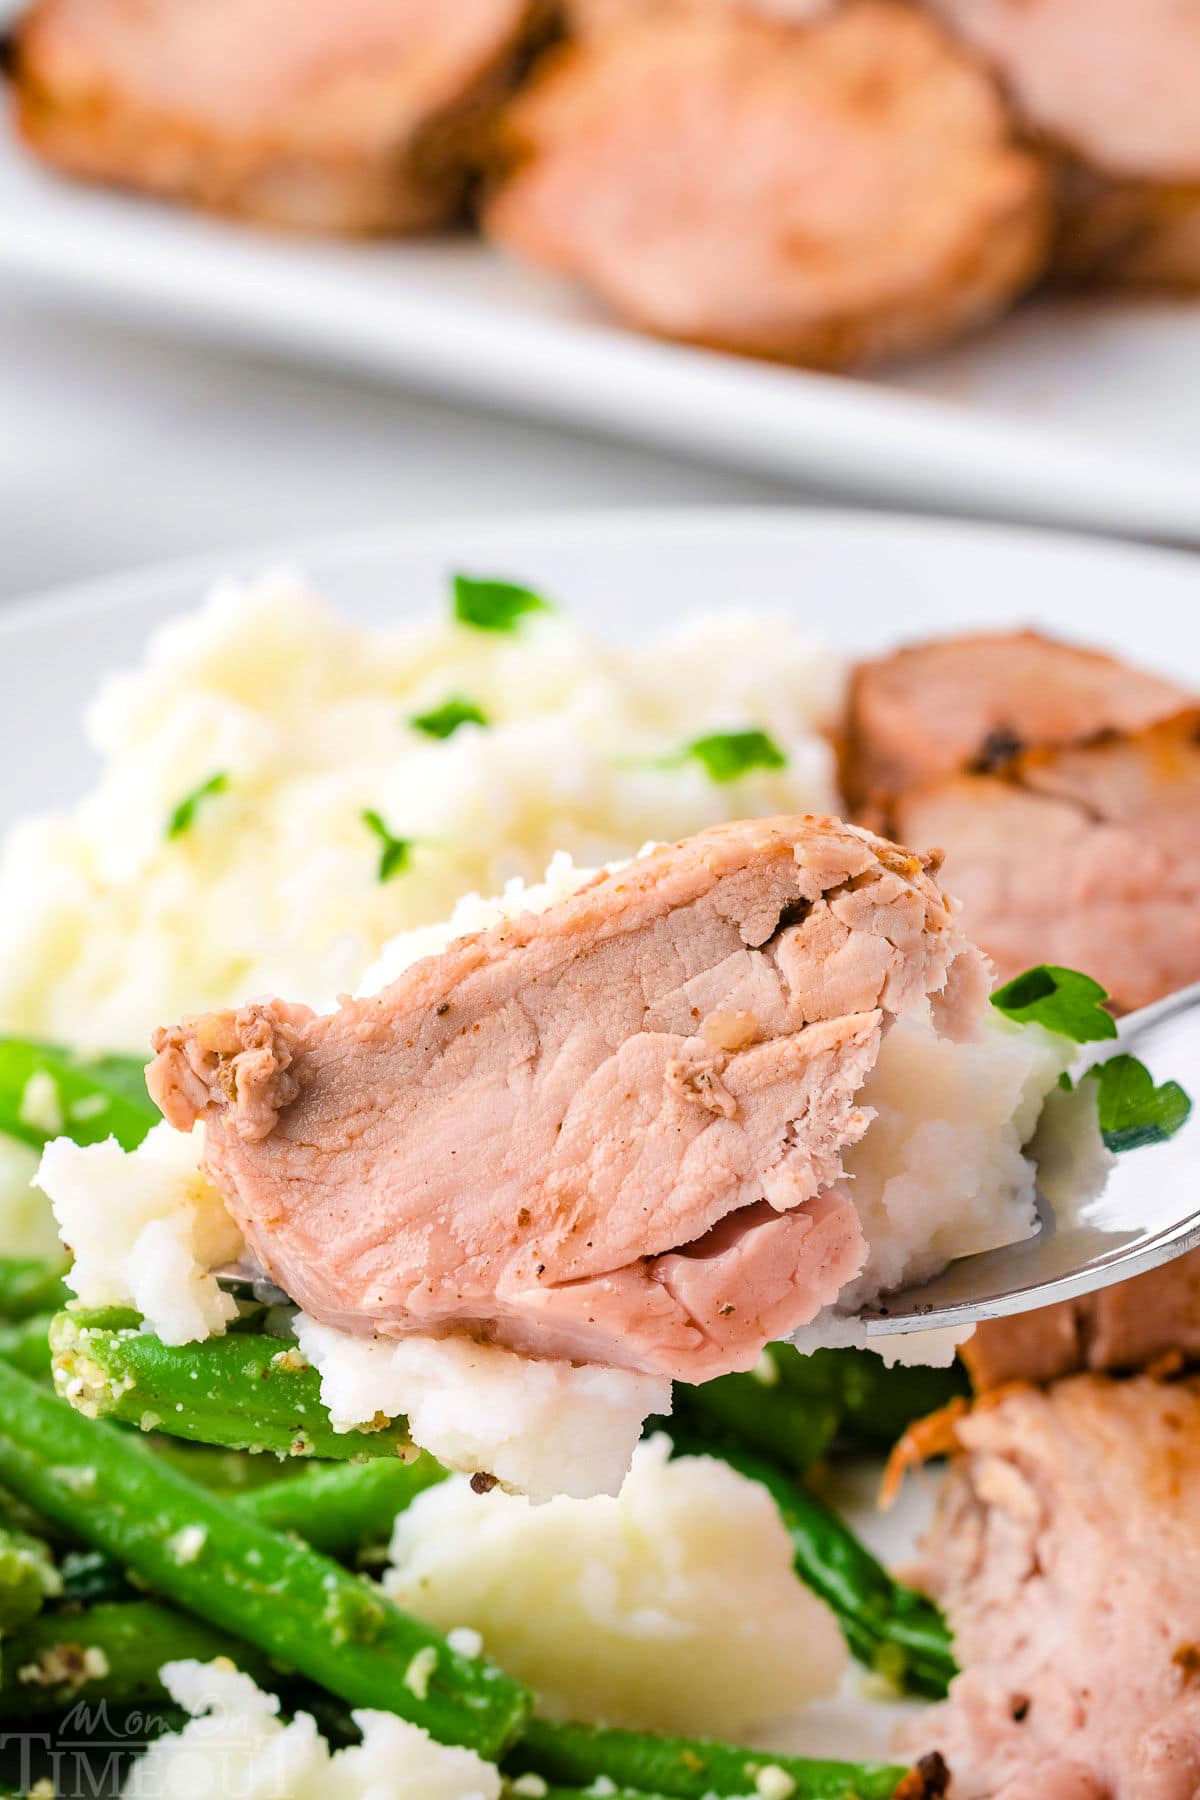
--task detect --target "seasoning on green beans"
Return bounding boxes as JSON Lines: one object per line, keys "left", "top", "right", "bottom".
{"left": 0, "top": 1359, "right": 530, "bottom": 1757}
{"left": 510, "top": 1717, "right": 909, "bottom": 1800}
{"left": 50, "top": 1307, "right": 413, "bottom": 1461}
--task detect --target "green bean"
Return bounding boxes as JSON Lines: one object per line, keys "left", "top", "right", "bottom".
{"left": 0, "top": 1520, "right": 60, "bottom": 1630}
{"left": 683, "top": 1437, "right": 955, "bottom": 1699}
{"left": 237, "top": 1456, "right": 448, "bottom": 1557}
{"left": 0, "top": 1361, "right": 530, "bottom": 1756}
{"left": 0, "top": 1600, "right": 267, "bottom": 1716}
{"left": 678, "top": 1347, "right": 968, "bottom": 1473}
{"left": 57, "top": 1457, "right": 445, "bottom": 1603}
{"left": 57, "top": 1548, "right": 137, "bottom": 1607}
{"left": 0, "top": 1261, "right": 71, "bottom": 1323}
{"left": 50, "top": 1308, "right": 413, "bottom": 1461}
{"left": 0, "top": 1313, "right": 54, "bottom": 1380}
{"left": 510, "top": 1718, "right": 907, "bottom": 1800}
{"left": 144, "top": 1438, "right": 309, "bottom": 1492}
{"left": 828, "top": 1353, "right": 969, "bottom": 1453}
{"left": 0, "top": 1040, "right": 157, "bottom": 1154}
{"left": 514, "top": 1789, "right": 674, "bottom": 1800}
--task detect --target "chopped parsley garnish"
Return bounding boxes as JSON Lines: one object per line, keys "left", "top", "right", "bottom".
{"left": 361, "top": 810, "right": 411, "bottom": 883}
{"left": 410, "top": 696, "right": 490, "bottom": 740}
{"left": 990, "top": 965, "right": 1119, "bottom": 1044}
{"left": 452, "top": 573, "right": 552, "bottom": 633}
{"left": 675, "top": 729, "right": 788, "bottom": 784}
{"left": 165, "top": 772, "right": 229, "bottom": 840}
{"left": 1086, "top": 1054, "right": 1192, "bottom": 1153}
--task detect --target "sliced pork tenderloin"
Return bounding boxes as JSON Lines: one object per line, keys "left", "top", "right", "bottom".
{"left": 147, "top": 815, "right": 1009, "bottom": 1382}
{"left": 12, "top": 0, "right": 543, "bottom": 233}
{"left": 844, "top": 631, "right": 1200, "bottom": 1387}
{"left": 924, "top": 0, "right": 1200, "bottom": 290}
{"left": 904, "top": 1374, "right": 1200, "bottom": 1800}
{"left": 842, "top": 630, "right": 1188, "bottom": 819}
{"left": 962, "top": 1255, "right": 1200, "bottom": 1389}
{"left": 890, "top": 708, "right": 1200, "bottom": 1011}
{"left": 484, "top": 1, "right": 1051, "bottom": 369}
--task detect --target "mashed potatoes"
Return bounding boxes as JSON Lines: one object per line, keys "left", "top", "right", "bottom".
{"left": 384, "top": 1435, "right": 847, "bottom": 1738}
{"left": 1, "top": 570, "right": 840, "bottom": 1245}
{"left": 123, "top": 1660, "right": 501, "bottom": 1800}
{"left": 0, "top": 571, "right": 841, "bottom": 1053}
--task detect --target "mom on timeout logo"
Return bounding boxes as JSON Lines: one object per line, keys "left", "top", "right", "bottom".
{"left": 0, "top": 1696, "right": 250, "bottom": 1797}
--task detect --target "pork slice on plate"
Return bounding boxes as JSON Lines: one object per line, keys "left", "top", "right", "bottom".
{"left": 12, "top": 0, "right": 543, "bottom": 232}
{"left": 925, "top": 0, "right": 1200, "bottom": 288}
{"left": 961, "top": 1255, "right": 1200, "bottom": 1390}
{"left": 146, "top": 814, "right": 1068, "bottom": 1384}
{"left": 844, "top": 632, "right": 1200, "bottom": 1390}
{"left": 891, "top": 708, "right": 1200, "bottom": 1013}
{"left": 842, "top": 629, "right": 1188, "bottom": 818}
{"left": 904, "top": 1375, "right": 1200, "bottom": 1800}
{"left": 484, "top": 0, "right": 1051, "bottom": 369}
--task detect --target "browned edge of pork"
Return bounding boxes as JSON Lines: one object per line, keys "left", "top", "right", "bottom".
{"left": 12, "top": 0, "right": 551, "bottom": 234}
{"left": 841, "top": 628, "right": 1189, "bottom": 820}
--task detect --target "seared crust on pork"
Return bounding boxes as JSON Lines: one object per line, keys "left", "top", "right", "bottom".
{"left": 842, "top": 630, "right": 1187, "bottom": 818}
{"left": 13, "top": 0, "right": 542, "bottom": 233}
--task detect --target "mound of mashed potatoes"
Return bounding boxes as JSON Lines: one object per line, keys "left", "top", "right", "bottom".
{"left": 122, "top": 1659, "right": 502, "bottom": 1800}
{"left": 0, "top": 570, "right": 841, "bottom": 1244}
{"left": 383, "top": 1435, "right": 847, "bottom": 1738}
{"left": 0, "top": 571, "right": 841, "bottom": 1052}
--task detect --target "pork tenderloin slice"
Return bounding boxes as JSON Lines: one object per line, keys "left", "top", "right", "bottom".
{"left": 842, "top": 629, "right": 1188, "bottom": 815}
{"left": 13, "top": 0, "right": 540, "bottom": 233}
{"left": 890, "top": 708, "right": 1200, "bottom": 1012}
{"left": 962, "top": 1249, "right": 1200, "bottom": 1390}
{"left": 926, "top": 0, "right": 1200, "bottom": 185}
{"left": 148, "top": 815, "right": 981, "bottom": 1380}
{"left": 484, "top": 1, "right": 1050, "bottom": 370}
{"left": 904, "top": 1375, "right": 1200, "bottom": 1800}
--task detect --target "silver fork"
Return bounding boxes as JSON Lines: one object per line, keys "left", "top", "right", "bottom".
{"left": 855, "top": 980, "right": 1200, "bottom": 1339}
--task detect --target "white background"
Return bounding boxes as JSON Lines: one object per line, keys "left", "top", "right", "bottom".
{"left": 0, "top": 290, "right": 824, "bottom": 605}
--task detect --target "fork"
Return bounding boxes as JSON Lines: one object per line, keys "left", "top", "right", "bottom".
{"left": 855, "top": 980, "right": 1200, "bottom": 1339}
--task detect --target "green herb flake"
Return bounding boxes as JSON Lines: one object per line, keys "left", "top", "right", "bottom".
{"left": 1085, "top": 1054, "right": 1192, "bottom": 1153}
{"left": 361, "top": 810, "right": 412, "bottom": 883}
{"left": 677, "top": 729, "right": 788, "bottom": 784}
{"left": 166, "top": 772, "right": 230, "bottom": 840}
{"left": 451, "top": 573, "right": 552, "bottom": 633}
{"left": 990, "top": 964, "right": 1119, "bottom": 1044}
{"left": 410, "top": 696, "right": 490, "bottom": 740}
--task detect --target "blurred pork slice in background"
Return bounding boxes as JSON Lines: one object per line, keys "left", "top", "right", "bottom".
{"left": 842, "top": 632, "right": 1200, "bottom": 1013}
{"left": 841, "top": 628, "right": 1200, "bottom": 1389}
{"left": 484, "top": 0, "right": 1052, "bottom": 368}
{"left": 10, "top": 0, "right": 547, "bottom": 232}
{"left": 926, "top": 0, "right": 1200, "bottom": 288}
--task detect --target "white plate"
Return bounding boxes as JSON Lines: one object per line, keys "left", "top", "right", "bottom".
{"left": 3, "top": 506, "right": 1199, "bottom": 1760}
{"left": 3, "top": 118, "right": 1200, "bottom": 544}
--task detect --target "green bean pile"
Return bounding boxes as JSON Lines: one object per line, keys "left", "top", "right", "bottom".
{"left": 0, "top": 1033, "right": 959, "bottom": 1798}
{"left": 0, "top": 1261, "right": 959, "bottom": 1799}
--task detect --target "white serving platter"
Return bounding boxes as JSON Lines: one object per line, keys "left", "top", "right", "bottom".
{"left": 3, "top": 116, "right": 1200, "bottom": 544}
